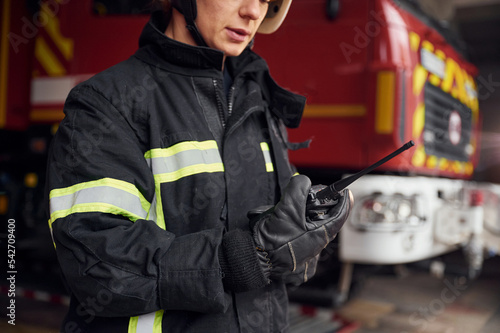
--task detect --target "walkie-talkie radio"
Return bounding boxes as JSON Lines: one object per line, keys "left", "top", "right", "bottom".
{"left": 307, "top": 141, "right": 415, "bottom": 219}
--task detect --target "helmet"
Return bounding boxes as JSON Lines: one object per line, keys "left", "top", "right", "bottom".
{"left": 170, "top": 0, "right": 292, "bottom": 46}
{"left": 258, "top": 0, "right": 292, "bottom": 34}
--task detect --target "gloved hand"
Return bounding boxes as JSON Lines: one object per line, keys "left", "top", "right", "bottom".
{"left": 250, "top": 175, "right": 353, "bottom": 283}
{"left": 280, "top": 253, "right": 320, "bottom": 286}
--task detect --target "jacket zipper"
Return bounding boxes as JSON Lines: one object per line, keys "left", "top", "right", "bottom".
{"left": 213, "top": 78, "right": 226, "bottom": 128}
{"left": 224, "top": 78, "right": 265, "bottom": 138}
{"left": 227, "top": 86, "right": 236, "bottom": 118}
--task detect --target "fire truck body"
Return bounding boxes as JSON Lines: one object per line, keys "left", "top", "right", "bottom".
{"left": 254, "top": 0, "right": 499, "bottom": 276}
{"left": 260, "top": 0, "right": 500, "bottom": 288}
{"left": 256, "top": 0, "right": 500, "bottom": 301}
{"left": 3, "top": 0, "right": 500, "bottom": 298}
{"left": 255, "top": 0, "right": 480, "bottom": 179}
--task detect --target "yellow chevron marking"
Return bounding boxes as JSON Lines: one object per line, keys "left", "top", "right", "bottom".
{"left": 426, "top": 155, "right": 437, "bottom": 169}
{"left": 411, "top": 145, "right": 426, "bottom": 168}
{"left": 35, "top": 36, "right": 66, "bottom": 76}
{"left": 41, "top": 2, "right": 74, "bottom": 61}
{"left": 409, "top": 31, "right": 420, "bottom": 52}
{"left": 412, "top": 102, "right": 425, "bottom": 139}
{"left": 412, "top": 65, "right": 428, "bottom": 96}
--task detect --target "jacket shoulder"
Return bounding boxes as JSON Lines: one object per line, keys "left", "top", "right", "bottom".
{"left": 66, "top": 56, "right": 154, "bottom": 119}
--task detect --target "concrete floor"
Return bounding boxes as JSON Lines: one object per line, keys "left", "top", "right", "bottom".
{"left": 337, "top": 272, "right": 500, "bottom": 332}
{"left": 1, "top": 255, "right": 500, "bottom": 333}
{"left": 289, "top": 254, "right": 500, "bottom": 333}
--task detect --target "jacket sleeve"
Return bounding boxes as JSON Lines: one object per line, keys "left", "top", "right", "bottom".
{"left": 47, "top": 84, "right": 229, "bottom": 317}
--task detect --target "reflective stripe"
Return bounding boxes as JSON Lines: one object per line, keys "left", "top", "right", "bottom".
{"left": 153, "top": 163, "right": 224, "bottom": 183}
{"left": 129, "top": 316, "right": 138, "bottom": 333}
{"left": 375, "top": 71, "right": 395, "bottom": 134}
{"left": 260, "top": 142, "right": 274, "bottom": 172}
{"left": 145, "top": 140, "right": 218, "bottom": 159}
{"left": 49, "top": 178, "right": 151, "bottom": 226}
{"left": 145, "top": 140, "right": 224, "bottom": 230}
{"left": 145, "top": 140, "right": 223, "bottom": 179}
{"left": 41, "top": 1, "right": 74, "bottom": 61}
{"left": 35, "top": 36, "right": 66, "bottom": 76}
{"left": 129, "top": 310, "right": 164, "bottom": 333}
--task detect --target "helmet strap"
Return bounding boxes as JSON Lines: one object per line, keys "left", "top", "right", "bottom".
{"left": 171, "top": 0, "right": 208, "bottom": 47}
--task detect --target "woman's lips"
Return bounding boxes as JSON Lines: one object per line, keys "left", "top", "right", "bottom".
{"left": 226, "top": 28, "right": 250, "bottom": 42}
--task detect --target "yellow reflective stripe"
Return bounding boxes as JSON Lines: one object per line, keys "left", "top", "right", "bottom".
{"left": 154, "top": 163, "right": 224, "bottom": 183}
{"left": 152, "top": 186, "right": 165, "bottom": 230}
{"left": 50, "top": 178, "right": 150, "bottom": 210}
{"left": 145, "top": 140, "right": 224, "bottom": 179}
{"left": 49, "top": 178, "right": 150, "bottom": 226}
{"left": 375, "top": 71, "right": 395, "bottom": 134}
{"left": 50, "top": 203, "right": 145, "bottom": 226}
{"left": 153, "top": 310, "right": 164, "bottom": 332}
{"left": 260, "top": 142, "right": 274, "bottom": 172}
{"left": 129, "top": 310, "right": 164, "bottom": 333}
{"left": 145, "top": 140, "right": 224, "bottom": 230}
{"left": 128, "top": 316, "right": 138, "bottom": 333}
{"left": 145, "top": 140, "right": 218, "bottom": 159}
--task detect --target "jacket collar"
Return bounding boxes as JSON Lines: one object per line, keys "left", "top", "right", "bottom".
{"left": 138, "top": 11, "right": 306, "bottom": 128}
{"left": 139, "top": 11, "right": 226, "bottom": 70}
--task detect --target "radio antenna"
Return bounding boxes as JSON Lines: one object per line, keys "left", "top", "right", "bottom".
{"left": 315, "top": 140, "right": 415, "bottom": 202}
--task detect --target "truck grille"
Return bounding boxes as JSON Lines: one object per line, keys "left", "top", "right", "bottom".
{"left": 423, "top": 82, "right": 472, "bottom": 162}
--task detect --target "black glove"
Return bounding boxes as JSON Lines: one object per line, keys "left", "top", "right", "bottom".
{"left": 218, "top": 175, "right": 352, "bottom": 292}
{"left": 280, "top": 253, "right": 320, "bottom": 286}
{"left": 250, "top": 175, "right": 353, "bottom": 283}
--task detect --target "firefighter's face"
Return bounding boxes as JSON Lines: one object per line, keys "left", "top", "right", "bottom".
{"left": 195, "top": 0, "right": 269, "bottom": 56}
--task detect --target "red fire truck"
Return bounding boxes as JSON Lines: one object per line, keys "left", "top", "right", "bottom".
{"left": 2, "top": 0, "right": 500, "bottom": 304}
{"left": 254, "top": 0, "right": 500, "bottom": 303}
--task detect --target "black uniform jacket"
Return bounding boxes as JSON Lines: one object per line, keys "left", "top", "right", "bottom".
{"left": 47, "top": 11, "right": 306, "bottom": 333}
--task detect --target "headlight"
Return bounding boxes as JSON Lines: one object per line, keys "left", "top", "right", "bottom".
{"left": 352, "top": 193, "right": 423, "bottom": 231}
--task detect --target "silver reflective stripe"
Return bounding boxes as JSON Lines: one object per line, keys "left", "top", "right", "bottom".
{"left": 147, "top": 193, "right": 158, "bottom": 223}
{"left": 129, "top": 310, "right": 164, "bottom": 333}
{"left": 260, "top": 142, "right": 274, "bottom": 172}
{"left": 145, "top": 140, "right": 224, "bottom": 182}
{"left": 49, "top": 178, "right": 150, "bottom": 226}
{"left": 144, "top": 140, "right": 224, "bottom": 229}
{"left": 147, "top": 147, "right": 222, "bottom": 175}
